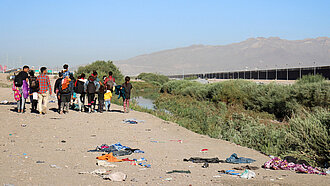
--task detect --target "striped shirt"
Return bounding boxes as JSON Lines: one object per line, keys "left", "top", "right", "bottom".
{"left": 37, "top": 73, "right": 52, "bottom": 94}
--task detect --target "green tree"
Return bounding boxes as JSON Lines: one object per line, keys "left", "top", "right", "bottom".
{"left": 75, "top": 60, "right": 124, "bottom": 83}
{"left": 137, "top": 73, "right": 169, "bottom": 86}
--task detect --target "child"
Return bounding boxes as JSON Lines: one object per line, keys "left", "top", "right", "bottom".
{"left": 122, "top": 76, "right": 133, "bottom": 113}
{"left": 98, "top": 85, "right": 105, "bottom": 113}
{"left": 29, "top": 70, "right": 39, "bottom": 113}
{"left": 84, "top": 76, "right": 99, "bottom": 113}
{"left": 62, "top": 64, "right": 70, "bottom": 78}
{"left": 104, "top": 84, "right": 113, "bottom": 112}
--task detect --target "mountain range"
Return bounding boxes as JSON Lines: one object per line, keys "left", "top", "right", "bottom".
{"left": 114, "top": 37, "right": 330, "bottom": 76}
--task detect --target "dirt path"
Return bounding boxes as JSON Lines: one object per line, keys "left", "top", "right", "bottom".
{"left": 0, "top": 86, "right": 329, "bottom": 185}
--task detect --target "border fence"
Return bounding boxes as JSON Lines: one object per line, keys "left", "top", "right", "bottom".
{"left": 168, "top": 66, "right": 330, "bottom": 80}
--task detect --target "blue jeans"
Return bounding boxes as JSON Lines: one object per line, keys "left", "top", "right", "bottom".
{"left": 105, "top": 100, "right": 111, "bottom": 111}
{"left": 17, "top": 87, "right": 25, "bottom": 111}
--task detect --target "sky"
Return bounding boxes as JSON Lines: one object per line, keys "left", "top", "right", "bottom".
{"left": 0, "top": 0, "right": 329, "bottom": 68}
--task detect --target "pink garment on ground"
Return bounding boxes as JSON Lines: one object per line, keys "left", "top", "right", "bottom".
{"left": 263, "top": 157, "right": 326, "bottom": 175}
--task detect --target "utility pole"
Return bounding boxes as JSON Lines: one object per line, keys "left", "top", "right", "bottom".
{"left": 299, "top": 62, "right": 302, "bottom": 79}
{"left": 286, "top": 64, "right": 289, "bottom": 80}
{"left": 257, "top": 68, "right": 259, "bottom": 80}
{"left": 314, "top": 62, "right": 316, "bottom": 75}
{"left": 275, "top": 65, "right": 278, "bottom": 80}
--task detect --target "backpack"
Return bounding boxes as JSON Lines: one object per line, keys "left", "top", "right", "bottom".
{"left": 60, "top": 80, "right": 71, "bottom": 94}
{"left": 106, "top": 78, "right": 114, "bottom": 91}
{"left": 87, "top": 80, "right": 96, "bottom": 94}
{"left": 14, "top": 74, "right": 23, "bottom": 87}
{"left": 30, "top": 77, "right": 39, "bottom": 89}
{"left": 74, "top": 80, "right": 85, "bottom": 94}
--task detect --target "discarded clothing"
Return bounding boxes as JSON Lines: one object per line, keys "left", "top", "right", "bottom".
{"left": 133, "top": 150, "right": 145, "bottom": 153}
{"left": 183, "top": 157, "right": 224, "bottom": 163}
{"left": 103, "top": 172, "right": 127, "bottom": 181}
{"left": 122, "top": 119, "right": 144, "bottom": 124}
{"left": 219, "top": 170, "right": 240, "bottom": 175}
{"left": 121, "top": 158, "right": 135, "bottom": 162}
{"left": 284, "top": 156, "right": 310, "bottom": 166}
{"left": 234, "top": 165, "right": 259, "bottom": 170}
{"left": 166, "top": 170, "right": 191, "bottom": 174}
{"left": 97, "top": 153, "right": 123, "bottom": 162}
{"left": 263, "top": 157, "right": 326, "bottom": 175}
{"left": 96, "top": 160, "right": 117, "bottom": 167}
{"left": 88, "top": 143, "right": 141, "bottom": 156}
{"left": 240, "top": 169, "right": 256, "bottom": 179}
{"left": 79, "top": 169, "right": 108, "bottom": 175}
{"left": 225, "top": 153, "right": 256, "bottom": 164}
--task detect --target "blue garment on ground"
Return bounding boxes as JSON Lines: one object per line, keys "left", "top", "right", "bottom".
{"left": 225, "top": 153, "right": 256, "bottom": 164}
{"left": 88, "top": 142, "right": 143, "bottom": 156}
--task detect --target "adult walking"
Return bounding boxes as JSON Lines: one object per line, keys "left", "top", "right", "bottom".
{"left": 37, "top": 67, "right": 52, "bottom": 114}
{"left": 14, "top": 65, "right": 29, "bottom": 113}
{"left": 75, "top": 73, "right": 87, "bottom": 112}
{"left": 54, "top": 72, "right": 63, "bottom": 113}
{"left": 29, "top": 70, "right": 39, "bottom": 113}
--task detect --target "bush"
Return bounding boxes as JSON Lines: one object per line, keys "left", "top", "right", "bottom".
{"left": 297, "top": 74, "right": 327, "bottom": 84}
{"left": 286, "top": 108, "right": 330, "bottom": 166}
{"left": 155, "top": 93, "right": 329, "bottom": 166}
{"left": 75, "top": 60, "right": 124, "bottom": 83}
{"left": 137, "top": 73, "right": 169, "bottom": 86}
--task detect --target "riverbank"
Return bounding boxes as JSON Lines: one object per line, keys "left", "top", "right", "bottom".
{"left": 1, "top": 86, "right": 329, "bottom": 185}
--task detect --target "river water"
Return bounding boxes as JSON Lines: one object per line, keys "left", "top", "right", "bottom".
{"left": 133, "top": 96, "right": 171, "bottom": 114}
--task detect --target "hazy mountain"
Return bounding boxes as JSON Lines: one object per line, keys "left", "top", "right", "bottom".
{"left": 114, "top": 37, "right": 330, "bottom": 76}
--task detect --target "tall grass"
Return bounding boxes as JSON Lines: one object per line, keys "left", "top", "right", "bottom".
{"left": 156, "top": 75, "right": 329, "bottom": 166}
{"left": 113, "top": 74, "right": 329, "bottom": 166}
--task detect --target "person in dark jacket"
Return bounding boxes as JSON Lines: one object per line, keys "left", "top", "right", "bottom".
{"left": 28, "top": 70, "right": 39, "bottom": 113}
{"left": 74, "top": 73, "right": 87, "bottom": 112}
{"left": 54, "top": 72, "right": 63, "bottom": 113}
{"left": 84, "top": 76, "right": 100, "bottom": 113}
{"left": 59, "top": 75, "right": 73, "bottom": 114}
{"left": 98, "top": 85, "right": 105, "bottom": 113}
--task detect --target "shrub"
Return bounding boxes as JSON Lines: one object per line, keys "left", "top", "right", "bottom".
{"left": 296, "top": 74, "right": 327, "bottom": 84}
{"left": 137, "top": 73, "right": 169, "bottom": 86}
{"left": 286, "top": 108, "right": 330, "bottom": 166}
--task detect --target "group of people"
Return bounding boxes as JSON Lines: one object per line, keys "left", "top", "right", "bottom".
{"left": 12, "top": 64, "right": 133, "bottom": 114}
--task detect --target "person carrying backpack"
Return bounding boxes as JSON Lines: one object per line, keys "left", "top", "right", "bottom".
{"left": 14, "top": 65, "right": 30, "bottom": 113}
{"left": 84, "top": 75, "right": 100, "bottom": 113}
{"left": 59, "top": 76, "right": 72, "bottom": 114}
{"left": 104, "top": 71, "right": 115, "bottom": 92}
{"left": 29, "top": 70, "right": 39, "bottom": 113}
{"left": 75, "top": 73, "right": 87, "bottom": 112}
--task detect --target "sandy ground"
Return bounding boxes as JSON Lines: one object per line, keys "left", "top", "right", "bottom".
{"left": 0, "top": 76, "right": 329, "bottom": 185}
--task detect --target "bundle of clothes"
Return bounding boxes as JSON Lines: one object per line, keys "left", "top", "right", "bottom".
{"left": 88, "top": 143, "right": 144, "bottom": 157}
{"left": 263, "top": 156, "right": 326, "bottom": 175}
